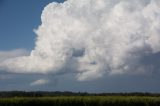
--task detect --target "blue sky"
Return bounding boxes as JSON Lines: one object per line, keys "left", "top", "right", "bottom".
{"left": 0, "top": 0, "right": 63, "bottom": 50}
{"left": 0, "top": 0, "right": 160, "bottom": 93}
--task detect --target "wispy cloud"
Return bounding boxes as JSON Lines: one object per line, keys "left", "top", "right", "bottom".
{"left": 30, "top": 79, "right": 49, "bottom": 86}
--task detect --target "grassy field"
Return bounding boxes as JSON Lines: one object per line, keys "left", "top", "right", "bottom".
{"left": 0, "top": 96, "right": 160, "bottom": 106}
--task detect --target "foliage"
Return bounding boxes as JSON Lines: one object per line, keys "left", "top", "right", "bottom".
{"left": 0, "top": 96, "right": 160, "bottom": 106}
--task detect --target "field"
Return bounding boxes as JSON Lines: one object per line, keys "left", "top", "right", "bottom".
{"left": 0, "top": 96, "right": 160, "bottom": 106}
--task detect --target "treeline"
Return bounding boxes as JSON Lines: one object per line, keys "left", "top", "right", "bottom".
{"left": 0, "top": 91, "right": 159, "bottom": 97}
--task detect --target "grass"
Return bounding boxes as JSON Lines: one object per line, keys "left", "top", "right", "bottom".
{"left": 0, "top": 96, "right": 160, "bottom": 106}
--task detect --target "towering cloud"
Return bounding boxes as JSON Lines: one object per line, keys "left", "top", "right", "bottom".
{"left": 1, "top": 0, "right": 160, "bottom": 81}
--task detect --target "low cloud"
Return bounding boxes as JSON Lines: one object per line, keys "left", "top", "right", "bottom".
{"left": 0, "top": 0, "right": 160, "bottom": 81}
{"left": 0, "top": 49, "right": 29, "bottom": 62}
{"left": 30, "top": 79, "right": 49, "bottom": 86}
{"left": 0, "top": 49, "right": 29, "bottom": 72}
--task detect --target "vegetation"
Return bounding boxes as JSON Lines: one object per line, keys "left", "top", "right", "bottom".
{"left": 0, "top": 91, "right": 160, "bottom": 97}
{"left": 0, "top": 92, "right": 160, "bottom": 106}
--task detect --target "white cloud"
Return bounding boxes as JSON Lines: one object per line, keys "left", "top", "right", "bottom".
{"left": 0, "top": 49, "right": 29, "bottom": 62}
{"left": 0, "top": 49, "right": 29, "bottom": 71}
{"left": 0, "top": 0, "right": 160, "bottom": 81}
{"left": 30, "top": 79, "right": 49, "bottom": 86}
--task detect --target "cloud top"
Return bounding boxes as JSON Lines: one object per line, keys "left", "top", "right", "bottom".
{"left": 1, "top": 0, "right": 160, "bottom": 81}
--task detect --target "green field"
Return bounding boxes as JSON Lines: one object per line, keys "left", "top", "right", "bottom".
{"left": 0, "top": 96, "right": 160, "bottom": 106}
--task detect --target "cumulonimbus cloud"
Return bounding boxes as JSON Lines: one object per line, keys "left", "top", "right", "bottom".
{"left": 0, "top": 0, "right": 160, "bottom": 81}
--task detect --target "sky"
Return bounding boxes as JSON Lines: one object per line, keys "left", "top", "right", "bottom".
{"left": 0, "top": 0, "right": 63, "bottom": 50}
{"left": 0, "top": 0, "right": 160, "bottom": 93}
